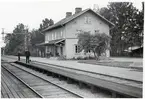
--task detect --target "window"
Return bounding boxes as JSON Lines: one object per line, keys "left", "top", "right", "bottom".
{"left": 49, "top": 33, "right": 51, "bottom": 40}
{"left": 45, "top": 35, "right": 47, "bottom": 41}
{"left": 47, "top": 35, "right": 49, "bottom": 41}
{"left": 58, "top": 32, "right": 61, "bottom": 39}
{"left": 95, "top": 30, "right": 99, "bottom": 34}
{"left": 75, "top": 45, "right": 79, "bottom": 53}
{"left": 61, "top": 31, "right": 63, "bottom": 38}
{"left": 53, "top": 32, "right": 55, "bottom": 40}
{"left": 52, "top": 33, "right": 54, "bottom": 40}
{"left": 85, "top": 16, "right": 91, "bottom": 24}
{"left": 75, "top": 29, "right": 82, "bottom": 36}
{"left": 56, "top": 32, "right": 58, "bottom": 39}
{"left": 55, "top": 32, "right": 57, "bottom": 39}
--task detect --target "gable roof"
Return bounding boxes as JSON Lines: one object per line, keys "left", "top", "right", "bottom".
{"left": 42, "top": 8, "right": 114, "bottom": 32}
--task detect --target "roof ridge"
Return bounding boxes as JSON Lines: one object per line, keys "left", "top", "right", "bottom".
{"left": 42, "top": 8, "right": 114, "bottom": 32}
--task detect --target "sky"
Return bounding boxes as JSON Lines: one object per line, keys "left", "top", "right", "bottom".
{"left": 0, "top": 0, "right": 143, "bottom": 47}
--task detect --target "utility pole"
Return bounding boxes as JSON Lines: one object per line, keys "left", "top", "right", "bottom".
{"left": 2, "top": 28, "right": 5, "bottom": 40}
{"left": 24, "top": 30, "right": 27, "bottom": 50}
{"left": 1, "top": 28, "right": 6, "bottom": 55}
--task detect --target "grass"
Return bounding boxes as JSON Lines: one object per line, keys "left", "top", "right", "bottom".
{"left": 78, "top": 59, "right": 133, "bottom": 68}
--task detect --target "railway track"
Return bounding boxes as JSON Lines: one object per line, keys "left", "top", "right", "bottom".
{"left": 1, "top": 56, "right": 142, "bottom": 98}
{"left": 2, "top": 62, "right": 114, "bottom": 98}
{"left": 1, "top": 67, "right": 42, "bottom": 98}
{"left": 2, "top": 63, "right": 83, "bottom": 98}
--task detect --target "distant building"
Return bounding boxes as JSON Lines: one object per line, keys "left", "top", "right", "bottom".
{"left": 124, "top": 46, "right": 143, "bottom": 57}
{"left": 37, "top": 8, "right": 114, "bottom": 59}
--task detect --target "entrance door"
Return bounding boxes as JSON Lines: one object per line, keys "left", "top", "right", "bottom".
{"left": 60, "top": 47, "right": 63, "bottom": 55}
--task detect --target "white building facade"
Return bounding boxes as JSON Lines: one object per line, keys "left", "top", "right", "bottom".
{"left": 39, "top": 8, "right": 114, "bottom": 59}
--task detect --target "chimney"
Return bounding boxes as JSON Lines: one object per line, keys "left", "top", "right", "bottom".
{"left": 75, "top": 7, "right": 82, "bottom": 14}
{"left": 66, "top": 12, "right": 72, "bottom": 18}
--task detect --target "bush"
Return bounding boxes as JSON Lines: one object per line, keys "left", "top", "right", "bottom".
{"left": 57, "top": 55, "right": 66, "bottom": 60}
{"left": 88, "top": 56, "right": 95, "bottom": 59}
{"left": 72, "top": 57, "right": 76, "bottom": 60}
{"left": 76, "top": 57, "right": 82, "bottom": 60}
{"left": 70, "top": 56, "right": 96, "bottom": 60}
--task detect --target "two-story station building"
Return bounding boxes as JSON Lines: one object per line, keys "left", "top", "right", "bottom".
{"left": 37, "top": 7, "right": 114, "bottom": 59}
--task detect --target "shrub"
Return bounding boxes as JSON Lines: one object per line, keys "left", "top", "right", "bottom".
{"left": 57, "top": 55, "right": 66, "bottom": 60}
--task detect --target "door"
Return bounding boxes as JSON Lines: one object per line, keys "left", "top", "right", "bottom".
{"left": 60, "top": 47, "right": 63, "bottom": 56}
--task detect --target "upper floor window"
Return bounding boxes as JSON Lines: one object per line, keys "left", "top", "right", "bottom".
{"left": 85, "top": 16, "right": 91, "bottom": 24}
{"left": 53, "top": 33, "right": 55, "bottom": 40}
{"left": 49, "top": 33, "right": 51, "bottom": 40}
{"left": 95, "top": 30, "right": 99, "bottom": 34}
{"left": 75, "top": 29, "right": 82, "bottom": 36}
{"left": 52, "top": 33, "right": 54, "bottom": 40}
{"left": 55, "top": 32, "right": 57, "bottom": 39}
{"left": 45, "top": 34, "right": 48, "bottom": 41}
{"left": 58, "top": 32, "right": 61, "bottom": 39}
{"left": 45, "top": 35, "right": 47, "bottom": 41}
{"left": 56, "top": 32, "right": 59, "bottom": 39}
{"left": 47, "top": 35, "right": 49, "bottom": 41}
{"left": 61, "top": 31, "right": 63, "bottom": 38}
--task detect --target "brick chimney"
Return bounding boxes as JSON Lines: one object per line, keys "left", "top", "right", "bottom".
{"left": 75, "top": 7, "right": 82, "bottom": 14}
{"left": 66, "top": 12, "right": 72, "bottom": 18}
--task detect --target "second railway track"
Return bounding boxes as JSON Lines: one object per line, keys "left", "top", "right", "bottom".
{"left": 2, "top": 63, "right": 83, "bottom": 98}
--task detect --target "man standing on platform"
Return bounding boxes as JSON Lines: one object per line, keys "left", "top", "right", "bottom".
{"left": 25, "top": 49, "right": 31, "bottom": 63}
{"left": 17, "top": 50, "right": 21, "bottom": 61}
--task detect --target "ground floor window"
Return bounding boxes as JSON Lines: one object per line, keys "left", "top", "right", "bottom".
{"left": 75, "top": 45, "right": 79, "bottom": 53}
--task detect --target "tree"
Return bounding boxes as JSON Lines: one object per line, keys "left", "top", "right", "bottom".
{"left": 31, "top": 29, "right": 44, "bottom": 46}
{"left": 39, "top": 18, "right": 54, "bottom": 31}
{"left": 30, "top": 18, "right": 54, "bottom": 56}
{"left": 78, "top": 32, "right": 111, "bottom": 60}
{"left": 99, "top": 2, "right": 143, "bottom": 56}
{"left": 5, "top": 23, "right": 28, "bottom": 55}
{"left": 31, "top": 18, "right": 54, "bottom": 46}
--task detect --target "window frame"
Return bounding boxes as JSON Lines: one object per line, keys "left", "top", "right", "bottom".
{"left": 75, "top": 44, "right": 79, "bottom": 53}
{"left": 84, "top": 16, "right": 91, "bottom": 24}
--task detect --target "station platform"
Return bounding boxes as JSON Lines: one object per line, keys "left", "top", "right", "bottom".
{"left": 3, "top": 55, "right": 143, "bottom": 82}
{"left": 1, "top": 56, "right": 17, "bottom": 62}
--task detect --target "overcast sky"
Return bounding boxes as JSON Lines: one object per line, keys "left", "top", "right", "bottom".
{"left": 0, "top": 0, "right": 143, "bottom": 47}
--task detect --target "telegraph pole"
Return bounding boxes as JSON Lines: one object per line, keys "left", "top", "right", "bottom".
{"left": 24, "top": 30, "right": 27, "bottom": 50}
{"left": 2, "top": 28, "right": 4, "bottom": 40}
{"left": 1, "top": 28, "right": 5, "bottom": 55}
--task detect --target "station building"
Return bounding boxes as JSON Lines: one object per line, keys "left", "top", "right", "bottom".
{"left": 37, "top": 8, "right": 114, "bottom": 59}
